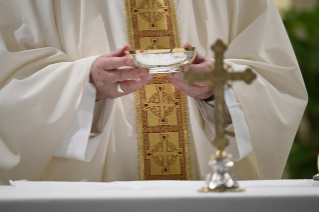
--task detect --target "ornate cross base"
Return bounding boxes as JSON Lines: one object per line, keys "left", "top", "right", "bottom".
{"left": 198, "top": 151, "right": 244, "bottom": 193}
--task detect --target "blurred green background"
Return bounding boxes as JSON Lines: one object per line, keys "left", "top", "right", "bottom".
{"left": 275, "top": 0, "right": 319, "bottom": 179}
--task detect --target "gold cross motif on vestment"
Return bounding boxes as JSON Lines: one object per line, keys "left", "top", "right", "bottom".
{"left": 144, "top": 85, "right": 178, "bottom": 124}
{"left": 146, "top": 134, "right": 183, "bottom": 173}
{"left": 184, "top": 39, "right": 256, "bottom": 157}
{"left": 133, "top": 0, "right": 169, "bottom": 29}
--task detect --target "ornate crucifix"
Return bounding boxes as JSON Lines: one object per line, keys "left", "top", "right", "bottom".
{"left": 184, "top": 39, "right": 256, "bottom": 192}
{"left": 184, "top": 39, "right": 256, "bottom": 158}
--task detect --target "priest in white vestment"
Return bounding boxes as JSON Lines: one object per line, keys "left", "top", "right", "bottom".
{"left": 0, "top": 0, "right": 307, "bottom": 184}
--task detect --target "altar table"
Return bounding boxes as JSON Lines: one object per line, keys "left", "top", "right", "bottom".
{"left": 0, "top": 180, "right": 318, "bottom": 212}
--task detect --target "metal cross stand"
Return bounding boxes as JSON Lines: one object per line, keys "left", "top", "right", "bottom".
{"left": 184, "top": 39, "right": 256, "bottom": 192}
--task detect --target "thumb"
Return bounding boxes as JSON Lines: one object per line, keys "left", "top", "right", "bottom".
{"left": 183, "top": 42, "right": 205, "bottom": 64}
{"left": 107, "top": 44, "right": 132, "bottom": 58}
{"left": 182, "top": 42, "right": 192, "bottom": 48}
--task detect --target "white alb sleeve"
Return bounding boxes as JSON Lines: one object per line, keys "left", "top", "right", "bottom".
{"left": 197, "top": 87, "right": 253, "bottom": 161}
{"left": 53, "top": 82, "right": 101, "bottom": 162}
{"left": 224, "top": 87, "right": 254, "bottom": 161}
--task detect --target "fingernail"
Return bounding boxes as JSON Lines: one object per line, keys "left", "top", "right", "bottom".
{"left": 126, "top": 57, "right": 134, "bottom": 65}
{"left": 139, "top": 70, "right": 146, "bottom": 76}
{"left": 147, "top": 74, "right": 153, "bottom": 80}
{"left": 174, "top": 73, "right": 181, "bottom": 78}
{"left": 170, "top": 73, "right": 176, "bottom": 78}
{"left": 134, "top": 78, "right": 141, "bottom": 82}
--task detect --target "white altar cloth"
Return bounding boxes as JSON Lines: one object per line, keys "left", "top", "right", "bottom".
{"left": 1, "top": 180, "right": 319, "bottom": 212}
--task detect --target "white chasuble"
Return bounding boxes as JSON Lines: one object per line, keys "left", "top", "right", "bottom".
{"left": 0, "top": 0, "right": 307, "bottom": 184}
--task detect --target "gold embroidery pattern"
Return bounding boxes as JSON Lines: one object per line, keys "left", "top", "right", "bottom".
{"left": 125, "top": 0, "right": 191, "bottom": 180}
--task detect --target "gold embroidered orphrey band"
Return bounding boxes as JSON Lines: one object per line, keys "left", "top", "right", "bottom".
{"left": 125, "top": 0, "right": 192, "bottom": 180}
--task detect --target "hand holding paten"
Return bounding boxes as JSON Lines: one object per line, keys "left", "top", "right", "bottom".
{"left": 90, "top": 45, "right": 153, "bottom": 101}
{"left": 168, "top": 43, "right": 215, "bottom": 99}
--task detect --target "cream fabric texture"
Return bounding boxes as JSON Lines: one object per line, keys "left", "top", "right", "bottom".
{"left": 0, "top": 0, "right": 307, "bottom": 184}
{"left": 56, "top": 75, "right": 252, "bottom": 162}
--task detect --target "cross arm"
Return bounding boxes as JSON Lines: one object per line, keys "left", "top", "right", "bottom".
{"left": 183, "top": 70, "right": 215, "bottom": 86}
{"left": 227, "top": 68, "right": 256, "bottom": 84}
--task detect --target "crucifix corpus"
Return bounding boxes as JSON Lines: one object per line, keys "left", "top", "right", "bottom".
{"left": 184, "top": 39, "right": 256, "bottom": 192}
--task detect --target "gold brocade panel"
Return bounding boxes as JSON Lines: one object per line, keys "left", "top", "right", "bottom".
{"left": 125, "top": 0, "right": 191, "bottom": 180}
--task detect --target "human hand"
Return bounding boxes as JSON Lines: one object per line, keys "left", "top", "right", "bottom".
{"left": 167, "top": 43, "right": 214, "bottom": 99}
{"left": 90, "top": 45, "right": 153, "bottom": 101}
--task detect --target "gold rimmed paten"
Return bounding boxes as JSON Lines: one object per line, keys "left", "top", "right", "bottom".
{"left": 125, "top": 0, "right": 192, "bottom": 181}
{"left": 125, "top": 47, "right": 196, "bottom": 74}
{"left": 127, "top": 47, "right": 195, "bottom": 54}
